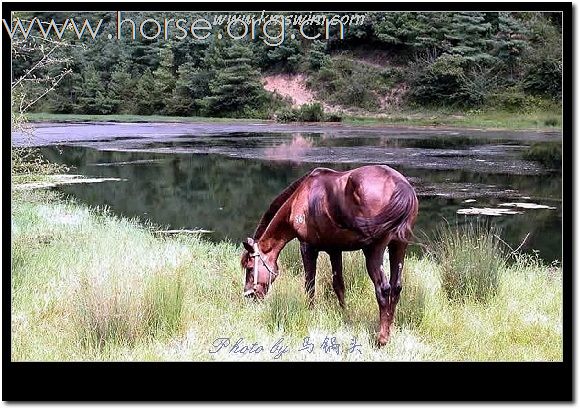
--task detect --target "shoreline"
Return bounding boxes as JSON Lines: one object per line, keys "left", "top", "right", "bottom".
{"left": 22, "top": 112, "right": 563, "bottom": 132}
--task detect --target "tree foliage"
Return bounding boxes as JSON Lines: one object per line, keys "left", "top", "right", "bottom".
{"left": 12, "top": 11, "right": 562, "bottom": 117}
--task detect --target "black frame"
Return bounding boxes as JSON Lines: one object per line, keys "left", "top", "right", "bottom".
{"left": 3, "top": 1, "right": 573, "bottom": 401}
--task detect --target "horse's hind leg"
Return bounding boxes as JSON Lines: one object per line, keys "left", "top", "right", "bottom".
{"left": 329, "top": 251, "right": 345, "bottom": 308}
{"left": 387, "top": 240, "right": 408, "bottom": 330}
{"left": 363, "top": 240, "right": 391, "bottom": 346}
{"left": 300, "top": 242, "right": 319, "bottom": 306}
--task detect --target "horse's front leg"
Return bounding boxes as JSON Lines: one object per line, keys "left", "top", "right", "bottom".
{"left": 328, "top": 251, "right": 346, "bottom": 308}
{"left": 300, "top": 242, "right": 319, "bottom": 306}
{"left": 363, "top": 241, "right": 391, "bottom": 346}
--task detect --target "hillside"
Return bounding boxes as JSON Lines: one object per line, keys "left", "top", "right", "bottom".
{"left": 13, "top": 11, "right": 563, "bottom": 120}
{"left": 263, "top": 74, "right": 315, "bottom": 107}
{"left": 263, "top": 56, "right": 410, "bottom": 116}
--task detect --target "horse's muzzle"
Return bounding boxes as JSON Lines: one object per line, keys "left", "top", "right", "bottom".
{"left": 243, "top": 284, "right": 266, "bottom": 299}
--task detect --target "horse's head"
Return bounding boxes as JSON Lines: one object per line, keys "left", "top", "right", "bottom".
{"left": 240, "top": 237, "right": 279, "bottom": 299}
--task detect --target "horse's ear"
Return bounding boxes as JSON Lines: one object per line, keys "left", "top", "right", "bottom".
{"left": 242, "top": 237, "right": 255, "bottom": 253}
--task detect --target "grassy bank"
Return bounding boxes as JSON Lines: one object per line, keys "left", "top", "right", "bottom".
{"left": 25, "top": 109, "right": 562, "bottom": 130}
{"left": 343, "top": 108, "right": 562, "bottom": 130}
{"left": 24, "top": 113, "right": 265, "bottom": 124}
{"left": 12, "top": 188, "right": 562, "bottom": 361}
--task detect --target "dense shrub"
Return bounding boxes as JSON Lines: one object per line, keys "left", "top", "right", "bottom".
{"left": 275, "top": 107, "right": 299, "bottom": 122}
{"left": 409, "top": 54, "right": 468, "bottom": 106}
{"left": 275, "top": 103, "right": 342, "bottom": 123}
{"left": 12, "top": 148, "right": 69, "bottom": 177}
{"left": 308, "top": 40, "right": 330, "bottom": 71}
{"left": 325, "top": 112, "right": 343, "bottom": 122}
{"left": 489, "top": 88, "right": 555, "bottom": 113}
{"left": 524, "top": 59, "right": 562, "bottom": 99}
{"left": 309, "top": 56, "right": 402, "bottom": 110}
{"left": 427, "top": 222, "right": 506, "bottom": 303}
{"left": 298, "top": 103, "right": 324, "bottom": 122}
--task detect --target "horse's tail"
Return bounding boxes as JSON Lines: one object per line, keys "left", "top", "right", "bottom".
{"left": 356, "top": 179, "right": 419, "bottom": 243}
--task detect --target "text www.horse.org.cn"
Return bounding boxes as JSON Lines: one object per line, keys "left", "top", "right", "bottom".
{"left": 209, "top": 336, "right": 363, "bottom": 359}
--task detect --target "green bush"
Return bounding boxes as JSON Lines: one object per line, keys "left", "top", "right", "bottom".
{"left": 275, "top": 103, "right": 341, "bottom": 123}
{"left": 409, "top": 54, "right": 467, "bottom": 106}
{"left": 489, "top": 88, "right": 554, "bottom": 113}
{"left": 308, "top": 40, "right": 330, "bottom": 71}
{"left": 524, "top": 59, "right": 562, "bottom": 99}
{"left": 427, "top": 222, "right": 506, "bottom": 303}
{"left": 275, "top": 107, "right": 299, "bottom": 122}
{"left": 309, "top": 56, "right": 399, "bottom": 110}
{"left": 298, "top": 103, "right": 324, "bottom": 122}
{"left": 325, "top": 112, "right": 343, "bottom": 122}
{"left": 12, "top": 148, "right": 69, "bottom": 177}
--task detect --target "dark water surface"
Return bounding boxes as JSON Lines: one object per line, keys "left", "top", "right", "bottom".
{"left": 25, "top": 122, "right": 561, "bottom": 262}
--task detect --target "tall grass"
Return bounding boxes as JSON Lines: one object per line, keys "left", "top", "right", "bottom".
{"left": 11, "top": 188, "right": 562, "bottom": 361}
{"left": 71, "top": 251, "right": 186, "bottom": 350}
{"left": 144, "top": 268, "right": 185, "bottom": 337}
{"left": 426, "top": 222, "right": 506, "bottom": 302}
{"left": 267, "top": 280, "right": 309, "bottom": 336}
{"left": 394, "top": 261, "right": 429, "bottom": 329}
{"left": 523, "top": 141, "right": 562, "bottom": 169}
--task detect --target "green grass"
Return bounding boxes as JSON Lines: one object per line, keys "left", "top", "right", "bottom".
{"left": 343, "top": 107, "right": 562, "bottom": 130}
{"left": 523, "top": 141, "right": 562, "bottom": 169}
{"left": 11, "top": 188, "right": 562, "bottom": 361}
{"left": 25, "top": 112, "right": 266, "bottom": 124}
{"left": 25, "top": 108, "right": 561, "bottom": 131}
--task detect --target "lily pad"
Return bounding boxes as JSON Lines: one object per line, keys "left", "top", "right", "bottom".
{"left": 457, "top": 207, "right": 523, "bottom": 216}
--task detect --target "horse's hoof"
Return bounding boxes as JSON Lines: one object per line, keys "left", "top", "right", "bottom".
{"left": 377, "top": 335, "right": 389, "bottom": 347}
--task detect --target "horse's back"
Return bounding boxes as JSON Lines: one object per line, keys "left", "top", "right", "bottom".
{"left": 291, "top": 165, "right": 417, "bottom": 249}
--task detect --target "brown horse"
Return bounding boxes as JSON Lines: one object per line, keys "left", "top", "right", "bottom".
{"left": 240, "top": 164, "right": 418, "bottom": 346}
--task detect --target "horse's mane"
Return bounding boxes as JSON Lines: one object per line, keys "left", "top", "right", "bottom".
{"left": 253, "top": 172, "right": 310, "bottom": 240}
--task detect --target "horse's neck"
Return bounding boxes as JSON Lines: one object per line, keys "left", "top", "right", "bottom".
{"left": 257, "top": 202, "right": 295, "bottom": 263}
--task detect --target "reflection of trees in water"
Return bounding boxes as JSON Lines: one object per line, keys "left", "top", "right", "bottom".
{"left": 41, "top": 147, "right": 320, "bottom": 242}
{"left": 40, "top": 146, "right": 561, "bottom": 262}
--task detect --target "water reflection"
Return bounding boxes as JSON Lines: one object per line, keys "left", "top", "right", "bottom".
{"left": 40, "top": 144, "right": 562, "bottom": 262}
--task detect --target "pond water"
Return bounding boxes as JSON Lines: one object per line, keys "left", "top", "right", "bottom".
{"left": 25, "top": 122, "right": 562, "bottom": 262}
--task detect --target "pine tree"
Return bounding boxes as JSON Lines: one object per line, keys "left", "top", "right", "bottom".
{"left": 167, "top": 59, "right": 212, "bottom": 116}
{"left": 413, "top": 13, "right": 453, "bottom": 53}
{"left": 107, "top": 64, "right": 134, "bottom": 114}
{"left": 152, "top": 46, "right": 176, "bottom": 114}
{"left": 202, "top": 42, "right": 267, "bottom": 117}
{"left": 76, "top": 64, "right": 115, "bottom": 114}
{"left": 493, "top": 13, "right": 530, "bottom": 81}
{"left": 132, "top": 68, "right": 156, "bottom": 115}
{"left": 308, "top": 40, "right": 330, "bottom": 71}
{"left": 373, "top": 13, "right": 424, "bottom": 46}
{"left": 266, "top": 28, "right": 303, "bottom": 72}
{"left": 446, "top": 12, "right": 495, "bottom": 64}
